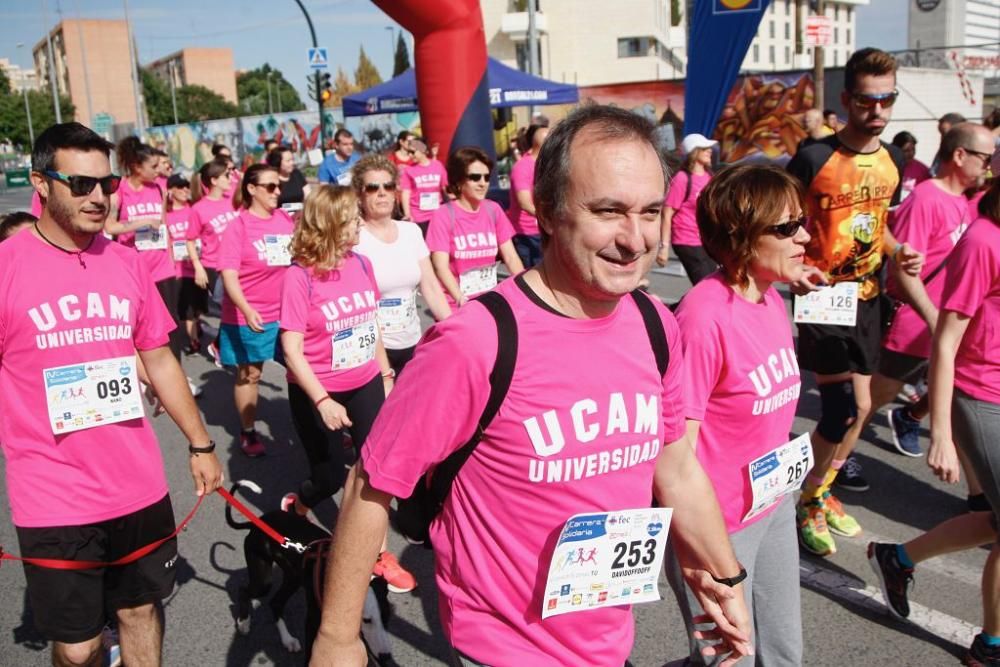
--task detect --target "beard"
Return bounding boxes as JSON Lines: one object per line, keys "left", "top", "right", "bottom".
{"left": 47, "top": 192, "right": 105, "bottom": 238}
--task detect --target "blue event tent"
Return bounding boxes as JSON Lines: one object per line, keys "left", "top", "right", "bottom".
{"left": 342, "top": 57, "right": 579, "bottom": 117}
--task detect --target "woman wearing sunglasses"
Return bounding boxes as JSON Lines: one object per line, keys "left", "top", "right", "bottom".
{"left": 667, "top": 164, "right": 817, "bottom": 667}
{"left": 400, "top": 139, "right": 448, "bottom": 231}
{"left": 106, "top": 137, "right": 178, "bottom": 338}
{"left": 352, "top": 154, "right": 451, "bottom": 375}
{"left": 266, "top": 145, "right": 310, "bottom": 214}
{"left": 427, "top": 147, "right": 524, "bottom": 308}
{"left": 217, "top": 164, "right": 295, "bottom": 457}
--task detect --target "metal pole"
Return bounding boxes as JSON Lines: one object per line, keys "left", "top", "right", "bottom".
{"left": 72, "top": 0, "right": 94, "bottom": 126}
{"left": 292, "top": 0, "right": 325, "bottom": 148}
{"left": 527, "top": 0, "right": 539, "bottom": 116}
{"left": 266, "top": 72, "right": 273, "bottom": 115}
{"left": 122, "top": 0, "right": 144, "bottom": 135}
{"left": 386, "top": 26, "right": 394, "bottom": 71}
{"left": 168, "top": 61, "right": 178, "bottom": 125}
{"left": 40, "top": 0, "right": 63, "bottom": 123}
{"left": 276, "top": 80, "right": 282, "bottom": 113}
{"left": 16, "top": 43, "right": 35, "bottom": 146}
{"left": 813, "top": 0, "right": 825, "bottom": 111}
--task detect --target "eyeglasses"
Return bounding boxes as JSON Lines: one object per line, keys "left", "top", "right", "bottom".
{"left": 961, "top": 147, "right": 994, "bottom": 167}
{"left": 765, "top": 215, "right": 808, "bottom": 239}
{"left": 850, "top": 90, "right": 898, "bottom": 110}
{"left": 465, "top": 173, "right": 490, "bottom": 183}
{"left": 254, "top": 182, "right": 281, "bottom": 193}
{"left": 363, "top": 181, "right": 397, "bottom": 193}
{"left": 43, "top": 170, "right": 122, "bottom": 196}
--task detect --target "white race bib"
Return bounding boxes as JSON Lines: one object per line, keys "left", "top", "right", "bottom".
{"left": 172, "top": 239, "right": 200, "bottom": 261}
{"left": 281, "top": 202, "right": 303, "bottom": 213}
{"left": 418, "top": 192, "right": 440, "bottom": 211}
{"left": 336, "top": 171, "right": 353, "bottom": 186}
{"left": 43, "top": 356, "right": 144, "bottom": 435}
{"left": 264, "top": 234, "right": 293, "bottom": 267}
{"left": 331, "top": 319, "right": 378, "bottom": 371}
{"left": 793, "top": 282, "right": 859, "bottom": 327}
{"left": 134, "top": 226, "right": 167, "bottom": 251}
{"left": 459, "top": 263, "right": 498, "bottom": 297}
{"left": 743, "top": 433, "right": 813, "bottom": 522}
{"left": 542, "top": 508, "right": 672, "bottom": 619}
{"left": 378, "top": 295, "right": 416, "bottom": 335}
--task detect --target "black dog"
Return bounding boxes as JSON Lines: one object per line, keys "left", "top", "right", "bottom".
{"left": 224, "top": 480, "right": 396, "bottom": 663}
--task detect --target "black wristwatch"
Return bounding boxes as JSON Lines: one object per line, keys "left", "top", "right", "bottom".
{"left": 188, "top": 441, "right": 216, "bottom": 455}
{"left": 711, "top": 565, "right": 748, "bottom": 588}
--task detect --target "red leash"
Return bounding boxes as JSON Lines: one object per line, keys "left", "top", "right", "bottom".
{"left": 0, "top": 487, "right": 303, "bottom": 570}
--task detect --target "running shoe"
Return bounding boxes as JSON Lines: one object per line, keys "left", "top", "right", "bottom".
{"left": 373, "top": 551, "right": 417, "bottom": 593}
{"left": 102, "top": 624, "right": 121, "bottom": 667}
{"left": 187, "top": 377, "right": 203, "bottom": 398}
{"left": 897, "top": 383, "right": 921, "bottom": 404}
{"left": 281, "top": 492, "right": 298, "bottom": 513}
{"left": 239, "top": 430, "right": 266, "bottom": 458}
{"left": 207, "top": 340, "right": 222, "bottom": 368}
{"left": 888, "top": 407, "right": 923, "bottom": 457}
{"left": 183, "top": 339, "right": 202, "bottom": 355}
{"left": 797, "top": 500, "right": 836, "bottom": 556}
{"left": 965, "top": 633, "right": 1000, "bottom": 666}
{"left": 867, "top": 542, "right": 914, "bottom": 620}
{"left": 822, "top": 491, "right": 862, "bottom": 537}
{"left": 835, "top": 455, "right": 870, "bottom": 492}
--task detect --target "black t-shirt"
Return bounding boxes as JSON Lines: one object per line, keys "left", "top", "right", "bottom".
{"left": 277, "top": 169, "right": 307, "bottom": 207}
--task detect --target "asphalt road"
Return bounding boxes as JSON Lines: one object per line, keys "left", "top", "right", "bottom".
{"left": 0, "top": 184, "right": 988, "bottom": 666}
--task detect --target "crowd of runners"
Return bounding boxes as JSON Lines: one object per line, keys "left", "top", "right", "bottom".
{"left": 2, "top": 45, "right": 1000, "bottom": 667}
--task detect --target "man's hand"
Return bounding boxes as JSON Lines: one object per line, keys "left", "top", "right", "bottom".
{"left": 309, "top": 632, "right": 366, "bottom": 667}
{"left": 189, "top": 452, "right": 223, "bottom": 497}
{"left": 790, "top": 265, "right": 827, "bottom": 296}
{"left": 895, "top": 243, "right": 925, "bottom": 277}
{"left": 927, "top": 433, "right": 961, "bottom": 484}
{"left": 684, "top": 568, "right": 754, "bottom": 663}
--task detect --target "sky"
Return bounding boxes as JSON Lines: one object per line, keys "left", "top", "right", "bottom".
{"left": 0, "top": 0, "right": 908, "bottom": 105}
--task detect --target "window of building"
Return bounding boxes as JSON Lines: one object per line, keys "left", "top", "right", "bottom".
{"left": 753, "top": 44, "right": 760, "bottom": 62}
{"left": 785, "top": 46, "right": 791, "bottom": 64}
{"left": 847, "top": 28, "right": 851, "bottom": 44}
{"left": 516, "top": 42, "right": 544, "bottom": 70}
{"left": 617, "top": 37, "right": 651, "bottom": 58}
{"left": 834, "top": 50, "right": 839, "bottom": 66}
{"left": 834, "top": 27, "right": 839, "bottom": 43}
{"left": 785, "top": 0, "right": 790, "bottom": 15}
{"left": 769, "top": 45, "right": 775, "bottom": 64}
{"left": 834, "top": 5, "right": 839, "bottom": 20}
{"left": 769, "top": 21, "right": 775, "bottom": 38}
{"left": 785, "top": 22, "right": 790, "bottom": 39}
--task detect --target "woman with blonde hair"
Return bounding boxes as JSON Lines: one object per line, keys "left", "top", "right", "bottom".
{"left": 279, "top": 185, "right": 416, "bottom": 593}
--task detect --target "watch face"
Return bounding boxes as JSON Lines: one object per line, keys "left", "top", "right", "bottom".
{"left": 915, "top": 0, "right": 941, "bottom": 11}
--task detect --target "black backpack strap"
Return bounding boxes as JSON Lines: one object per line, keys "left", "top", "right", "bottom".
{"left": 428, "top": 290, "right": 517, "bottom": 506}
{"left": 630, "top": 289, "right": 669, "bottom": 378}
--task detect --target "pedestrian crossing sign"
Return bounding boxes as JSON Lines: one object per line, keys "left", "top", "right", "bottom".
{"left": 308, "top": 48, "right": 329, "bottom": 70}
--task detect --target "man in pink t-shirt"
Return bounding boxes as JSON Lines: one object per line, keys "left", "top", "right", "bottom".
{"left": 866, "top": 123, "right": 995, "bottom": 458}
{"left": 507, "top": 124, "right": 548, "bottom": 268}
{"left": 310, "top": 106, "right": 752, "bottom": 666}
{"left": 2, "top": 123, "right": 222, "bottom": 666}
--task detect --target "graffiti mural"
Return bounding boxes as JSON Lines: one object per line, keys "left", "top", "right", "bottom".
{"left": 715, "top": 71, "right": 814, "bottom": 163}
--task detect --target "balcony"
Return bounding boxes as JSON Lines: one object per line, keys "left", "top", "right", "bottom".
{"left": 501, "top": 11, "right": 548, "bottom": 41}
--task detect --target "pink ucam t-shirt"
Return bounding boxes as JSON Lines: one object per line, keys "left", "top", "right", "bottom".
{"left": 186, "top": 197, "right": 239, "bottom": 269}
{"left": 362, "top": 277, "right": 686, "bottom": 666}
{"left": 401, "top": 160, "right": 448, "bottom": 223}
{"left": 0, "top": 231, "right": 174, "bottom": 527}
{"left": 664, "top": 170, "right": 711, "bottom": 247}
{"left": 117, "top": 180, "right": 175, "bottom": 283}
{"left": 941, "top": 217, "right": 1000, "bottom": 405}
{"left": 218, "top": 208, "right": 295, "bottom": 326}
{"left": 426, "top": 200, "right": 515, "bottom": 305}
{"left": 507, "top": 152, "right": 539, "bottom": 236}
{"left": 165, "top": 206, "right": 194, "bottom": 278}
{"left": 884, "top": 180, "right": 972, "bottom": 358}
{"left": 900, "top": 159, "right": 931, "bottom": 201}
{"left": 675, "top": 273, "right": 801, "bottom": 532}
{"left": 280, "top": 254, "right": 381, "bottom": 392}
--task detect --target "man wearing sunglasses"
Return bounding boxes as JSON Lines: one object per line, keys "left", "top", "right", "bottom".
{"left": 0, "top": 122, "right": 222, "bottom": 667}
{"left": 787, "top": 48, "right": 924, "bottom": 557}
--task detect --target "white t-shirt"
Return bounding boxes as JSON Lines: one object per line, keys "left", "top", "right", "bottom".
{"left": 355, "top": 221, "right": 430, "bottom": 349}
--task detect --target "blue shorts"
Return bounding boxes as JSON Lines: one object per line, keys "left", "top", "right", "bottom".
{"left": 219, "top": 321, "right": 280, "bottom": 366}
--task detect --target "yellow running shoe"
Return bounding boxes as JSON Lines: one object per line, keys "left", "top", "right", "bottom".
{"left": 797, "top": 499, "right": 836, "bottom": 556}
{"left": 822, "top": 491, "right": 862, "bottom": 537}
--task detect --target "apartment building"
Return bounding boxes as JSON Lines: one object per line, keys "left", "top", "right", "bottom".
{"left": 146, "top": 48, "right": 238, "bottom": 104}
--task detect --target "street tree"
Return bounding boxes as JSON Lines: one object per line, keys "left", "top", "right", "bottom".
{"left": 354, "top": 46, "right": 383, "bottom": 90}
{"left": 393, "top": 32, "right": 411, "bottom": 77}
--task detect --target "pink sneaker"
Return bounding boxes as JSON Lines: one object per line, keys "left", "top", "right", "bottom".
{"left": 239, "top": 430, "right": 265, "bottom": 458}
{"left": 373, "top": 551, "right": 417, "bottom": 593}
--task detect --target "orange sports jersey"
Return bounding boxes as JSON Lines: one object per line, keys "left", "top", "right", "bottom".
{"left": 787, "top": 135, "right": 904, "bottom": 300}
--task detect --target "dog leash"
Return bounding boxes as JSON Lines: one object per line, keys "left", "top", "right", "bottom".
{"left": 0, "top": 488, "right": 309, "bottom": 570}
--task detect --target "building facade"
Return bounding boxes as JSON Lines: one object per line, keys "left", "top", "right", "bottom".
{"left": 0, "top": 58, "right": 40, "bottom": 93}
{"left": 145, "top": 48, "right": 238, "bottom": 104}
{"left": 743, "top": 0, "right": 868, "bottom": 72}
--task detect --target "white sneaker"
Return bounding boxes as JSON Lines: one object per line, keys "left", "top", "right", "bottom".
{"left": 187, "top": 377, "right": 203, "bottom": 397}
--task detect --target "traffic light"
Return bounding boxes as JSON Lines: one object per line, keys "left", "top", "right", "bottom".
{"left": 320, "top": 72, "right": 332, "bottom": 103}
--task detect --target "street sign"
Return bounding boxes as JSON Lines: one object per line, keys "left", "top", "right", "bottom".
{"left": 805, "top": 15, "right": 832, "bottom": 47}
{"left": 92, "top": 112, "right": 114, "bottom": 137}
{"left": 308, "top": 48, "right": 329, "bottom": 70}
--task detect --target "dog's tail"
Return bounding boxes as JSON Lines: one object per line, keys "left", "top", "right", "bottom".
{"left": 224, "top": 480, "right": 263, "bottom": 532}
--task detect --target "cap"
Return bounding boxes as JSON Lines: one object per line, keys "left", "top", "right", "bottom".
{"left": 167, "top": 174, "right": 190, "bottom": 189}
{"left": 681, "top": 133, "right": 718, "bottom": 155}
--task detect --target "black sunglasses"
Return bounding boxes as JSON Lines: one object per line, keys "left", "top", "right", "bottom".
{"left": 44, "top": 170, "right": 121, "bottom": 197}
{"left": 465, "top": 173, "right": 490, "bottom": 183}
{"left": 766, "top": 215, "right": 808, "bottom": 239}
{"left": 850, "top": 90, "right": 898, "bottom": 110}
{"left": 961, "top": 147, "right": 994, "bottom": 167}
{"left": 254, "top": 182, "right": 281, "bottom": 193}
{"left": 364, "top": 181, "right": 397, "bottom": 193}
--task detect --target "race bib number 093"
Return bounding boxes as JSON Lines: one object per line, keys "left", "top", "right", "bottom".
{"left": 43, "top": 356, "right": 144, "bottom": 435}
{"left": 542, "top": 508, "right": 672, "bottom": 619}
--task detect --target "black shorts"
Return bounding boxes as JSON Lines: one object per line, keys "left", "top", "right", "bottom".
{"left": 16, "top": 494, "right": 178, "bottom": 644}
{"left": 671, "top": 244, "right": 718, "bottom": 286}
{"left": 877, "top": 347, "right": 928, "bottom": 384}
{"left": 155, "top": 276, "right": 179, "bottom": 324}
{"left": 177, "top": 270, "right": 215, "bottom": 321}
{"left": 386, "top": 345, "right": 416, "bottom": 376}
{"left": 797, "top": 296, "right": 882, "bottom": 376}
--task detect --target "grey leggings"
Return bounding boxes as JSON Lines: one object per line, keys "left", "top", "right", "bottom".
{"left": 953, "top": 389, "right": 1000, "bottom": 524}
{"left": 666, "top": 495, "right": 802, "bottom": 666}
